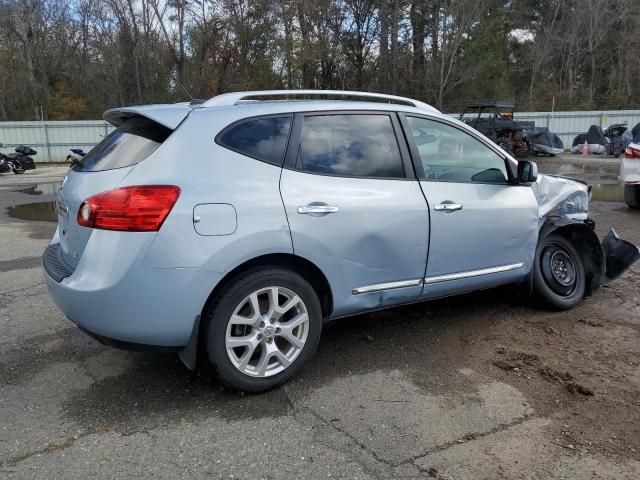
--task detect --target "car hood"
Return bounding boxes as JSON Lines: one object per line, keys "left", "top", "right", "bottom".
{"left": 532, "top": 174, "right": 589, "bottom": 222}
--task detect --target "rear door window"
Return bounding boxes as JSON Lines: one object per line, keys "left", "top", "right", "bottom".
{"left": 73, "top": 117, "right": 171, "bottom": 172}
{"left": 217, "top": 116, "right": 292, "bottom": 166}
{"left": 295, "top": 114, "right": 405, "bottom": 178}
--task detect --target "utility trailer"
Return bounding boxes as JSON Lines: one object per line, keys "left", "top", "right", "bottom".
{"left": 460, "top": 101, "right": 534, "bottom": 157}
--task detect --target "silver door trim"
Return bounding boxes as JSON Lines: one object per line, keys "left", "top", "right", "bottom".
{"left": 424, "top": 262, "right": 524, "bottom": 285}
{"left": 352, "top": 278, "right": 424, "bottom": 295}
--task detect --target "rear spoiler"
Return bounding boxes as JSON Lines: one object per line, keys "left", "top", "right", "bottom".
{"left": 104, "top": 103, "right": 193, "bottom": 130}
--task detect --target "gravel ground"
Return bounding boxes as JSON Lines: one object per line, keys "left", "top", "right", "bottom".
{"left": 1, "top": 161, "right": 639, "bottom": 479}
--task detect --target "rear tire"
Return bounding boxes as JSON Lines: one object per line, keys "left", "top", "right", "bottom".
{"left": 624, "top": 184, "right": 640, "bottom": 209}
{"left": 532, "top": 234, "right": 586, "bottom": 310}
{"left": 202, "top": 267, "right": 322, "bottom": 392}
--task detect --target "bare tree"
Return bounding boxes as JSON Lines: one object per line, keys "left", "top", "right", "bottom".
{"left": 426, "top": 0, "right": 485, "bottom": 109}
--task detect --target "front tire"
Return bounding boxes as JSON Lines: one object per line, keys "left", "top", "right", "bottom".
{"left": 532, "top": 234, "right": 586, "bottom": 310}
{"left": 624, "top": 184, "right": 640, "bottom": 209}
{"left": 203, "top": 267, "right": 322, "bottom": 392}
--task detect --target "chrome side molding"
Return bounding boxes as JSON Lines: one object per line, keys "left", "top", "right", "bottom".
{"left": 352, "top": 278, "right": 423, "bottom": 295}
{"left": 352, "top": 263, "right": 525, "bottom": 295}
{"left": 424, "top": 263, "right": 524, "bottom": 284}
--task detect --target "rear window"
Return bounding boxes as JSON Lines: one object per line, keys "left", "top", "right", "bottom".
{"left": 217, "top": 116, "right": 292, "bottom": 166}
{"left": 73, "top": 117, "right": 172, "bottom": 172}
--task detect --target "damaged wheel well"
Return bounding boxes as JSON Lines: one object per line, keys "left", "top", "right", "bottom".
{"left": 538, "top": 219, "right": 605, "bottom": 296}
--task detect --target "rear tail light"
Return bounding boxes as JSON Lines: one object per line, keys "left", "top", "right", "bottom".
{"left": 77, "top": 185, "right": 181, "bottom": 232}
{"left": 624, "top": 146, "right": 640, "bottom": 159}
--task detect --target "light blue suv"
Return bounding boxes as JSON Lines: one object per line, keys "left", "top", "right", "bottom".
{"left": 42, "top": 90, "right": 635, "bottom": 392}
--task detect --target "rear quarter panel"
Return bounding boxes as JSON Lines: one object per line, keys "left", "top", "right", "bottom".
{"left": 128, "top": 109, "right": 293, "bottom": 272}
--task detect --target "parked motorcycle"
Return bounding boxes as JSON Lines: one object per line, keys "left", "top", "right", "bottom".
{"left": 65, "top": 148, "right": 86, "bottom": 167}
{"left": 0, "top": 143, "right": 37, "bottom": 174}
{"left": 604, "top": 122, "right": 628, "bottom": 157}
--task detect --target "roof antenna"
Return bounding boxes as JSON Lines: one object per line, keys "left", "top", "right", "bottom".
{"left": 177, "top": 80, "right": 206, "bottom": 105}
{"left": 177, "top": 81, "right": 193, "bottom": 100}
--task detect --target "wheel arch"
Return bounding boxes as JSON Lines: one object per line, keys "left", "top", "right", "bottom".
{"left": 537, "top": 218, "right": 604, "bottom": 296}
{"left": 201, "top": 252, "right": 333, "bottom": 323}
{"left": 180, "top": 253, "right": 334, "bottom": 370}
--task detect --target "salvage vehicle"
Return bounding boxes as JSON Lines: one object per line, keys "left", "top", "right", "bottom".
{"left": 622, "top": 142, "right": 640, "bottom": 208}
{"left": 572, "top": 123, "right": 632, "bottom": 157}
{"left": 604, "top": 123, "right": 628, "bottom": 157}
{"left": 526, "top": 127, "right": 564, "bottom": 156}
{"left": 459, "top": 101, "right": 534, "bottom": 157}
{"left": 42, "top": 90, "right": 639, "bottom": 392}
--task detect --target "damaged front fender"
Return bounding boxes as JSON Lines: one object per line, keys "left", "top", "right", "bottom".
{"left": 532, "top": 174, "right": 639, "bottom": 292}
{"left": 533, "top": 174, "right": 589, "bottom": 222}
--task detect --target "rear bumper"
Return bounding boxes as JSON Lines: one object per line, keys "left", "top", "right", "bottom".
{"left": 79, "top": 327, "right": 181, "bottom": 352}
{"left": 43, "top": 237, "right": 223, "bottom": 347}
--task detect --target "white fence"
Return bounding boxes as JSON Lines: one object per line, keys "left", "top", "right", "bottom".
{"left": 1, "top": 110, "right": 639, "bottom": 162}
{"left": 0, "top": 120, "right": 114, "bottom": 163}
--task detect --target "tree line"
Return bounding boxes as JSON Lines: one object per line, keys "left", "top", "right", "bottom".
{"left": 0, "top": 0, "right": 637, "bottom": 121}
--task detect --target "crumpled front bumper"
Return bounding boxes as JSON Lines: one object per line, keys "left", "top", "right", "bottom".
{"left": 601, "top": 229, "right": 640, "bottom": 285}
{"left": 533, "top": 174, "right": 639, "bottom": 290}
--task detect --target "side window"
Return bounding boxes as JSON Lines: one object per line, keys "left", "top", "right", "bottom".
{"left": 218, "top": 116, "right": 292, "bottom": 166}
{"left": 296, "top": 114, "right": 405, "bottom": 178}
{"left": 406, "top": 116, "right": 509, "bottom": 184}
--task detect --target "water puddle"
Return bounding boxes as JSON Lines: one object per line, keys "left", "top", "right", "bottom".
{"left": 538, "top": 159, "right": 624, "bottom": 202}
{"left": 7, "top": 201, "right": 57, "bottom": 222}
{"left": 540, "top": 163, "right": 619, "bottom": 183}
{"left": 590, "top": 183, "right": 624, "bottom": 202}
{"left": 16, "top": 181, "right": 62, "bottom": 196}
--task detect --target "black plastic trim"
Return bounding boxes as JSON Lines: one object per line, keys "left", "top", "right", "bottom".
{"left": 42, "top": 244, "right": 75, "bottom": 283}
{"left": 79, "top": 327, "right": 181, "bottom": 352}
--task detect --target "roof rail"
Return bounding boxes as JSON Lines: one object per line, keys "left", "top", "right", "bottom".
{"left": 201, "top": 90, "right": 439, "bottom": 112}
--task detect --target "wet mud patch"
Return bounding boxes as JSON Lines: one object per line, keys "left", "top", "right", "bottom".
{"left": 63, "top": 354, "right": 294, "bottom": 434}
{"left": 462, "top": 275, "right": 640, "bottom": 458}
{"left": 493, "top": 349, "right": 595, "bottom": 396}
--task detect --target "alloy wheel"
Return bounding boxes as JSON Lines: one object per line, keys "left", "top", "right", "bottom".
{"left": 225, "top": 286, "right": 309, "bottom": 377}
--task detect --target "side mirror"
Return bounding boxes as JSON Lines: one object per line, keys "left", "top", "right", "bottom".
{"left": 517, "top": 160, "right": 538, "bottom": 184}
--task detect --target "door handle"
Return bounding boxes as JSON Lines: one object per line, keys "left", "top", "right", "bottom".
{"left": 434, "top": 202, "right": 463, "bottom": 213}
{"left": 298, "top": 205, "right": 339, "bottom": 215}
